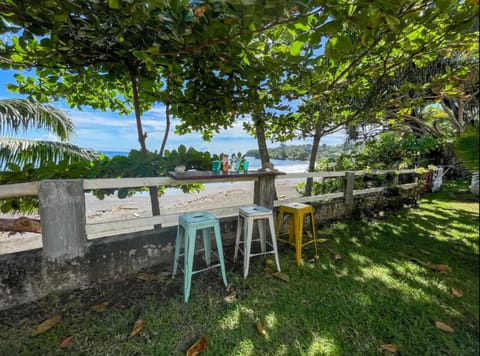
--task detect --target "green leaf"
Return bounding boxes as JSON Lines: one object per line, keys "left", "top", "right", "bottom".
{"left": 117, "top": 188, "right": 129, "bottom": 199}
{"left": 335, "top": 35, "right": 354, "bottom": 52}
{"left": 290, "top": 41, "right": 304, "bottom": 56}
{"left": 108, "top": 0, "right": 121, "bottom": 10}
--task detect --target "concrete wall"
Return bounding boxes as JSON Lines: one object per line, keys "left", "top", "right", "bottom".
{"left": 0, "top": 219, "right": 237, "bottom": 311}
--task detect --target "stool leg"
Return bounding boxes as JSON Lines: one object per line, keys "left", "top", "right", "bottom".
{"left": 295, "top": 213, "right": 304, "bottom": 266}
{"left": 258, "top": 219, "right": 266, "bottom": 253}
{"left": 267, "top": 215, "right": 281, "bottom": 272}
{"left": 310, "top": 211, "right": 318, "bottom": 256}
{"left": 184, "top": 226, "right": 196, "bottom": 303}
{"left": 276, "top": 210, "right": 284, "bottom": 240}
{"left": 288, "top": 215, "right": 295, "bottom": 244}
{"left": 244, "top": 216, "right": 254, "bottom": 278}
{"left": 213, "top": 222, "right": 228, "bottom": 287}
{"left": 233, "top": 215, "right": 243, "bottom": 263}
{"left": 172, "top": 225, "right": 182, "bottom": 278}
{"left": 202, "top": 228, "right": 211, "bottom": 266}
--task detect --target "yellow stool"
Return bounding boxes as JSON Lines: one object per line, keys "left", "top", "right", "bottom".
{"left": 276, "top": 202, "right": 318, "bottom": 266}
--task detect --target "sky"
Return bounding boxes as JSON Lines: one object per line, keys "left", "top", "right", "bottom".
{"left": 0, "top": 69, "right": 345, "bottom": 154}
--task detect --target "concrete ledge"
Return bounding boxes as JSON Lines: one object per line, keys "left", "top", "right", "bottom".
{"left": 0, "top": 217, "right": 237, "bottom": 311}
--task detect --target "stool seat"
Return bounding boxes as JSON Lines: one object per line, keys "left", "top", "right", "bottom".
{"left": 172, "top": 212, "right": 228, "bottom": 303}
{"left": 234, "top": 205, "right": 281, "bottom": 278}
{"left": 276, "top": 203, "right": 318, "bottom": 266}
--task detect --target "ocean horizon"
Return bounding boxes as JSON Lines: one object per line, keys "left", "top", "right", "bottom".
{"left": 100, "top": 151, "right": 309, "bottom": 173}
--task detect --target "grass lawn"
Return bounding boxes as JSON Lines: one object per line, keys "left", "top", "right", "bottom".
{"left": 0, "top": 181, "right": 478, "bottom": 355}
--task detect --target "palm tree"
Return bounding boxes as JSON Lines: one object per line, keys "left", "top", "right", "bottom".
{"left": 0, "top": 98, "right": 96, "bottom": 167}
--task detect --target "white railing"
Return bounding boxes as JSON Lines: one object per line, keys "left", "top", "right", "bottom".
{"left": 0, "top": 169, "right": 419, "bottom": 240}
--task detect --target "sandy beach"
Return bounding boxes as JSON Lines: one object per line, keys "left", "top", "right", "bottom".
{"left": 0, "top": 179, "right": 302, "bottom": 254}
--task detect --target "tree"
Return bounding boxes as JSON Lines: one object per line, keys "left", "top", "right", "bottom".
{"left": 0, "top": 0, "right": 321, "bottom": 215}
{"left": 266, "top": 0, "right": 478, "bottom": 192}
{"left": 0, "top": 98, "right": 95, "bottom": 167}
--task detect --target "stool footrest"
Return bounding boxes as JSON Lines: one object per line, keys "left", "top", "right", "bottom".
{"left": 235, "top": 240, "right": 275, "bottom": 257}
{"left": 191, "top": 263, "right": 223, "bottom": 275}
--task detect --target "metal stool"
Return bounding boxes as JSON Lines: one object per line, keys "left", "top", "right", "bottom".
{"left": 172, "top": 212, "right": 228, "bottom": 303}
{"left": 276, "top": 202, "right": 318, "bottom": 266}
{"left": 234, "top": 205, "right": 281, "bottom": 278}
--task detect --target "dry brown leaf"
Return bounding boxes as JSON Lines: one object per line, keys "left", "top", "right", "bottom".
{"left": 194, "top": 6, "right": 207, "bottom": 18}
{"left": 409, "top": 257, "right": 450, "bottom": 273}
{"left": 158, "top": 271, "right": 172, "bottom": 281}
{"left": 91, "top": 302, "right": 109, "bottom": 312}
{"left": 380, "top": 343, "right": 398, "bottom": 353}
{"left": 136, "top": 273, "right": 158, "bottom": 281}
{"left": 31, "top": 315, "right": 61, "bottom": 337}
{"left": 128, "top": 319, "right": 145, "bottom": 339}
{"left": 59, "top": 335, "right": 73, "bottom": 349}
{"left": 256, "top": 319, "right": 268, "bottom": 338}
{"left": 186, "top": 336, "right": 207, "bottom": 356}
{"left": 451, "top": 287, "right": 463, "bottom": 297}
{"left": 435, "top": 321, "right": 454, "bottom": 333}
{"left": 224, "top": 291, "right": 237, "bottom": 303}
{"left": 264, "top": 258, "right": 275, "bottom": 268}
{"left": 264, "top": 266, "right": 274, "bottom": 274}
{"left": 271, "top": 271, "right": 289, "bottom": 283}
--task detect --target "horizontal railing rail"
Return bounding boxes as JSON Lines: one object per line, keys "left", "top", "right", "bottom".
{"left": 0, "top": 169, "right": 419, "bottom": 239}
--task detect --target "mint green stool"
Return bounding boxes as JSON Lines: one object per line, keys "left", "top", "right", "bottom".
{"left": 172, "top": 212, "right": 228, "bottom": 303}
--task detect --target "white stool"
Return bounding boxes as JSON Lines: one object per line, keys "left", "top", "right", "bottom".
{"left": 234, "top": 205, "right": 281, "bottom": 278}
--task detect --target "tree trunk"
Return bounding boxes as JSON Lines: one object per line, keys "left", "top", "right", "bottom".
{"left": 254, "top": 114, "right": 271, "bottom": 168}
{"left": 159, "top": 102, "right": 171, "bottom": 157}
{"left": 130, "top": 70, "right": 161, "bottom": 217}
{"left": 304, "top": 122, "right": 323, "bottom": 197}
{"left": 254, "top": 113, "right": 278, "bottom": 202}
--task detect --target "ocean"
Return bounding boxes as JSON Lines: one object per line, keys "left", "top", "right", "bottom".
{"left": 100, "top": 151, "right": 308, "bottom": 196}
{"left": 101, "top": 151, "right": 308, "bottom": 173}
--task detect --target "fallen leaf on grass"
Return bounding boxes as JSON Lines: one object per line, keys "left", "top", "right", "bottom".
{"left": 451, "top": 287, "right": 463, "bottom": 297}
{"left": 264, "top": 258, "right": 275, "bottom": 268}
{"left": 128, "top": 319, "right": 145, "bottom": 339}
{"left": 31, "top": 315, "right": 61, "bottom": 337}
{"left": 435, "top": 321, "right": 454, "bottom": 333}
{"left": 380, "top": 343, "right": 398, "bottom": 353}
{"left": 224, "top": 290, "right": 237, "bottom": 303}
{"left": 334, "top": 254, "right": 342, "bottom": 261}
{"left": 186, "top": 336, "right": 207, "bottom": 356}
{"left": 256, "top": 319, "right": 268, "bottom": 338}
{"left": 431, "top": 264, "right": 450, "bottom": 273}
{"left": 59, "top": 335, "right": 73, "bottom": 348}
{"left": 272, "top": 271, "right": 289, "bottom": 283}
{"left": 91, "top": 302, "right": 109, "bottom": 312}
{"left": 408, "top": 257, "right": 451, "bottom": 273}
{"left": 136, "top": 273, "right": 158, "bottom": 281}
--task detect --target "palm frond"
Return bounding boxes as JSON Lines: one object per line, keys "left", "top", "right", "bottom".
{"left": 0, "top": 99, "right": 74, "bottom": 140}
{"left": 0, "top": 137, "right": 98, "bottom": 167}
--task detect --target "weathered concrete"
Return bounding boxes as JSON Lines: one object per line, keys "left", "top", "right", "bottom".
{"left": 344, "top": 171, "right": 355, "bottom": 205}
{"left": 39, "top": 180, "right": 87, "bottom": 261}
{"left": 0, "top": 218, "right": 237, "bottom": 311}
